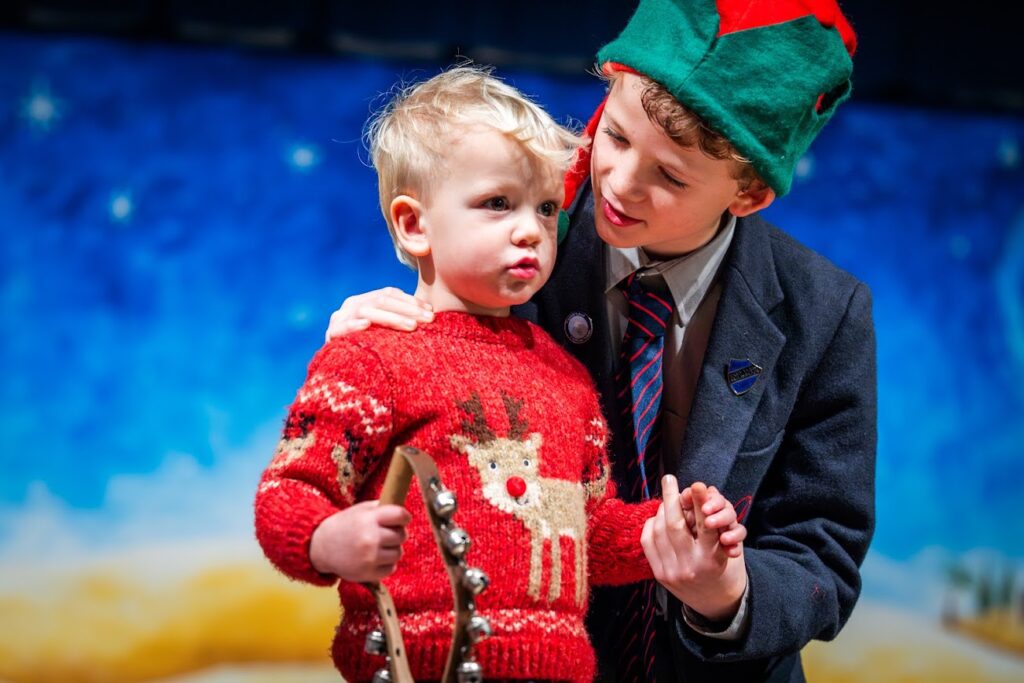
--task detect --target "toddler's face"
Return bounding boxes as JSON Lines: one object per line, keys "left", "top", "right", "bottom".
{"left": 414, "top": 126, "right": 564, "bottom": 316}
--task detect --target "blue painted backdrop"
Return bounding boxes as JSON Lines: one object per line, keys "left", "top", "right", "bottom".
{"left": 1, "top": 31, "right": 1022, "bottom": 682}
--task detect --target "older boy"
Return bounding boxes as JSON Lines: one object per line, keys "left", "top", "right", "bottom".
{"left": 326, "top": 1, "right": 876, "bottom": 681}
{"left": 256, "top": 65, "right": 746, "bottom": 682}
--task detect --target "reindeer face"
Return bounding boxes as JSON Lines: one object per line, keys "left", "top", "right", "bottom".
{"left": 451, "top": 433, "right": 544, "bottom": 512}
{"left": 449, "top": 392, "right": 549, "bottom": 512}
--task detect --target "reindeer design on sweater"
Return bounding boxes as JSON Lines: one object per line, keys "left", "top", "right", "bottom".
{"left": 450, "top": 392, "right": 587, "bottom": 605}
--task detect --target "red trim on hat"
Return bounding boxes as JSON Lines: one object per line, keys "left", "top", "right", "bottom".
{"left": 563, "top": 96, "right": 606, "bottom": 209}
{"left": 601, "top": 62, "right": 640, "bottom": 77}
{"left": 716, "top": 0, "right": 856, "bottom": 56}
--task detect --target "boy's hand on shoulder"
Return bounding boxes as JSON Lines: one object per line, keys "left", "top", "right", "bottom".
{"left": 641, "top": 476, "right": 747, "bottom": 622}
{"left": 326, "top": 287, "right": 434, "bottom": 342}
{"left": 309, "top": 500, "right": 412, "bottom": 582}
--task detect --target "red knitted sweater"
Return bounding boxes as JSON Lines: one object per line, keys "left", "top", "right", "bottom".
{"left": 254, "top": 312, "right": 657, "bottom": 682}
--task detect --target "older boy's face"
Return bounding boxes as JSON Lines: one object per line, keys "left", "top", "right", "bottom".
{"left": 590, "top": 72, "right": 748, "bottom": 258}
{"left": 415, "top": 126, "right": 563, "bottom": 316}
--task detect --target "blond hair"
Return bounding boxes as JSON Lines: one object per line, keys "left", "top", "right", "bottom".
{"left": 366, "top": 64, "right": 582, "bottom": 268}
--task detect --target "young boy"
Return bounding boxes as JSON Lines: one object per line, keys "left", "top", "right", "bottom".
{"left": 255, "top": 65, "right": 747, "bottom": 683}
{"left": 325, "top": 2, "right": 877, "bottom": 682}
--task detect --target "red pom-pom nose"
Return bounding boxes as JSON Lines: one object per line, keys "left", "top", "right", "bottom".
{"left": 506, "top": 477, "right": 527, "bottom": 498}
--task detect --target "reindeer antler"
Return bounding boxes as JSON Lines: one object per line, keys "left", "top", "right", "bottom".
{"left": 457, "top": 392, "right": 496, "bottom": 442}
{"left": 502, "top": 393, "right": 528, "bottom": 441}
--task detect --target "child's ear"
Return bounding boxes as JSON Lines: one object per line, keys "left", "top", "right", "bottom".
{"left": 728, "top": 180, "right": 775, "bottom": 217}
{"left": 390, "top": 194, "right": 431, "bottom": 257}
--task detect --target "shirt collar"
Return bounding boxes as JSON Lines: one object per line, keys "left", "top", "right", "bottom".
{"left": 605, "top": 213, "right": 737, "bottom": 326}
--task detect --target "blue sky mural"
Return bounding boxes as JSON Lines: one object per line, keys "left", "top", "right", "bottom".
{"left": 0, "top": 31, "right": 1022, "bottom": 682}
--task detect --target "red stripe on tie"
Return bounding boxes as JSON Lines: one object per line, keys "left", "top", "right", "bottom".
{"left": 637, "top": 418, "right": 659, "bottom": 447}
{"left": 648, "top": 291, "right": 673, "bottom": 315}
{"left": 632, "top": 371, "right": 661, "bottom": 410}
{"left": 629, "top": 336, "right": 656, "bottom": 364}
{"left": 631, "top": 300, "right": 668, "bottom": 329}
{"left": 629, "top": 348, "right": 664, "bottom": 388}
{"left": 631, "top": 384, "right": 657, "bottom": 420}
{"left": 633, "top": 406, "right": 660, "bottom": 448}
{"left": 625, "top": 317, "right": 656, "bottom": 338}
{"left": 624, "top": 655, "right": 640, "bottom": 678}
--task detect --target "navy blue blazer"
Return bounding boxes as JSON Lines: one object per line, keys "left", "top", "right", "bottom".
{"left": 514, "top": 185, "right": 877, "bottom": 682}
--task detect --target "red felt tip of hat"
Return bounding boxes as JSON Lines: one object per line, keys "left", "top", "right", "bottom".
{"left": 563, "top": 96, "right": 606, "bottom": 209}
{"left": 562, "top": 62, "right": 643, "bottom": 209}
{"left": 716, "top": 0, "right": 856, "bottom": 56}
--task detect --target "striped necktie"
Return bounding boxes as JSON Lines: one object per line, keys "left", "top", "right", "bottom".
{"left": 617, "top": 269, "right": 674, "bottom": 501}
{"left": 615, "top": 268, "right": 674, "bottom": 683}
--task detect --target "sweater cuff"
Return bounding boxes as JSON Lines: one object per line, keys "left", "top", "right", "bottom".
{"left": 256, "top": 483, "right": 341, "bottom": 586}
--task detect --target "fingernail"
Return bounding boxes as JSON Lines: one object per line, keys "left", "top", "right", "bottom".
{"left": 421, "top": 310, "right": 434, "bottom": 321}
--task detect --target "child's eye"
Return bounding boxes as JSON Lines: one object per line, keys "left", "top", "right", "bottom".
{"left": 602, "top": 126, "right": 627, "bottom": 144}
{"left": 661, "top": 169, "right": 686, "bottom": 188}
{"left": 483, "top": 196, "right": 510, "bottom": 211}
{"left": 538, "top": 201, "right": 557, "bottom": 217}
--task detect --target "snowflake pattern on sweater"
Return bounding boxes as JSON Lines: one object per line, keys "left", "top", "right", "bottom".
{"left": 254, "top": 312, "right": 657, "bottom": 682}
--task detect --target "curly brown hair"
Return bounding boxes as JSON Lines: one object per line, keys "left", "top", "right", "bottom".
{"left": 606, "top": 69, "right": 762, "bottom": 189}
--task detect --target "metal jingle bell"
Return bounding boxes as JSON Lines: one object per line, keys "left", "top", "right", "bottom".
{"left": 460, "top": 567, "right": 490, "bottom": 596}
{"left": 429, "top": 487, "right": 457, "bottom": 519}
{"left": 371, "top": 667, "right": 392, "bottom": 683}
{"left": 466, "top": 614, "right": 492, "bottom": 643}
{"left": 456, "top": 660, "right": 483, "bottom": 683}
{"left": 364, "top": 629, "right": 388, "bottom": 656}
{"left": 442, "top": 526, "right": 471, "bottom": 557}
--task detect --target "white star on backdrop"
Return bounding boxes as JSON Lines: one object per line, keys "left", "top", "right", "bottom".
{"left": 20, "top": 79, "right": 65, "bottom": 132}
{"left": 794, "top": 154, "right": 815, "bottom": 180}
{"left": 287, "top": 143, "right": 320, "bottom": 171}
{"left": 109, "top": 190, "right": 134, "bottom": 224}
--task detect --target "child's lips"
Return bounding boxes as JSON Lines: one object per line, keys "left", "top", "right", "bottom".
{"left": 509, "top": 257, "right": 540, "bottom": 279}
{"left": 602, "top": 198, "right": 641, "bottom": 227}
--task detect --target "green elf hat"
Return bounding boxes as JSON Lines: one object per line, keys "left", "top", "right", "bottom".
{"left": 566, "top": 0, "right": 856, "bottom": 204}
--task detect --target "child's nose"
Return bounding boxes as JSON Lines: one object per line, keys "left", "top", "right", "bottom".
{"left": 512, "top": 215, "right": 543, "bottom": 245}
{"left": 607, "top": 155, "right": 643, "bottom": 201}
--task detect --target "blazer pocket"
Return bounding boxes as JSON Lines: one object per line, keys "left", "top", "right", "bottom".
{"left": 724, "top": 428, "right": 785, "bottom": 504}
{"left": 737, "top": 427, "right": 785, "bottom": 460}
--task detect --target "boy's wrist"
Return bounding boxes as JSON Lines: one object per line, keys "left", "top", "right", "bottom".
{"left": 680, "top": 576, "right": 751, "bottom": 640}
{"left": 681, "top": 565, "right": 747, "bottom": 622}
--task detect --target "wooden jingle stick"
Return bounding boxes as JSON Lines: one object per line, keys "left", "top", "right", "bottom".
{"left": 362, "top": 448, "right": 415, "bottom": 683}
{"left": 364, "top": 445, "right": 483, "bottom": 683}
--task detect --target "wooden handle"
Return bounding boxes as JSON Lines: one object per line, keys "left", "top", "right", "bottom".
{"left": 378, "top": 446, "right": 415, "bottom": 505}
{"left": 364, "top": 445, "right": 481, "bottom": 683}
{"left": 361, "top": 447, "right": 417, "bottom": 683}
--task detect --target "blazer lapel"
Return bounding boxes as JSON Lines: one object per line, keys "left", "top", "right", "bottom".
{"left": 532, "top": 186, "right": 617, "bottom": 402}
{"left": 676, "top": 215, "right": 786, "bottom": 488}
